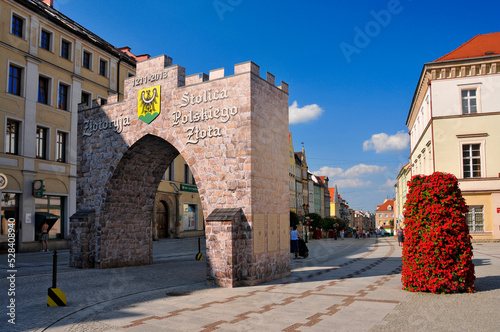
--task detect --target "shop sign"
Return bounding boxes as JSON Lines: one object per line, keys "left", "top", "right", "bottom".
{"left": 0, "top": 173, "right": 7, "bottom": 190}
{"left": 180, "top": 184, "right": 198, "bottom": 193}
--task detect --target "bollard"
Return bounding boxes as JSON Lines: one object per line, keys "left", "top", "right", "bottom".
{"left": 52, "top": 250, "right": 57, "bottom": 288}
{"left": 47, "top": 250, "right": 66, "bottom": 306}
{"left": 196, "top": 237, "right": 203, "bottom": 261}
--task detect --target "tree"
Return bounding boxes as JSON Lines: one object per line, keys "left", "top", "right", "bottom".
{"left": 306, "top": 213, "right": 323, "bottom": 229}
{"left": 289, "top": 211, "right": 299, "bottom": 228}
{"left": 322, "top": 217, "right": 336, "bottom": 230}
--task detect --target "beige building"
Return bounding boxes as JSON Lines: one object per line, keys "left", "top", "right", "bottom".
{"left": 407, "top": 32, "right": 500, "bottom": 240}
{"left": 0, "top": 0, "right": 141, "bottom": 252}
{"left": 394, "top": 162, "right": 410, "bottom": 232}
{"left": 375, "top": 199, "right": 395, "bottom": 228}
{"left": 155, "top": 154, "right": 204, "bottom": 239}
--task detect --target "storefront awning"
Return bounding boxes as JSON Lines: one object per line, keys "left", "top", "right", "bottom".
{"left": 35, "top": 212, "right": 60, "bottom": 233}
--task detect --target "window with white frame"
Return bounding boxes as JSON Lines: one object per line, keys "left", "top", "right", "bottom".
{"left": 462, "top": 144, "right": 481, "bottom": 178}
{"left": 8, "top": 64, "right": 23, "bottom": 96}
{"left": 168, "top": 163, "right": 175, "bottom": 181}
{"left": 58, "top": 83, "right": 70, "bottom": 110}
{"left": 38, "top": 75, "right": 51, "bottom": 105}
{"left": 56, "top": 131, "right": 67, "bottom": 162}
{"left": 461, "top": 89, "right": 477, "bottom": 114}
{"left": 11, "top": 13, "right": 25, "bottom": 38}
{"left": 99, "top": 58, "right": 108, "bottom": 77}
{"left": 40, "top": 29, "right": 53, "bottom": 51}
{"left": 466, "top": 206, "right": 484, "bottom": 233}
{"left": 61, "top": 39, "right": 72, "bottom": 60}
{"left": 81, "top": 91, "right": 91, "bottom": 107}
{"left": 36, "top": 126, "right": 48, "bottom": 159}
{"left": 5, "top": 119, "right": 20, "bottom": 155}
{"left": 82, "top": 50, "right": 92, "bottom": 70}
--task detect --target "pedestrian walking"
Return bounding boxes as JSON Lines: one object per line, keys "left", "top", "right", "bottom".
{"left": 340, "top": 229, "right": 344, "bottom": 240}
{"left": 40, "top": 221, "right": 49, "bottom": 252}
{"left": 291, "top": 225, "right": 301, "bottom": 259}
{"left": 397, "top": 227, "right": 404, "bottom": 247}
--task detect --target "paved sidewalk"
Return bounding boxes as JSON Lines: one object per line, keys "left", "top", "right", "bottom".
{"left": 1, "top": 237, "right": 499, "bottom": 331}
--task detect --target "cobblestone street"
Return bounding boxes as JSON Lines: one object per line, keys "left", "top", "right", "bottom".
{"left": 1, "top": 237, "right": 499, "bottom": 331}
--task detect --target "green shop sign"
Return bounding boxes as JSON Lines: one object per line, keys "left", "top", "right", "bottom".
{"left": 181, "top": 184, "right": 198, "bottom": 193}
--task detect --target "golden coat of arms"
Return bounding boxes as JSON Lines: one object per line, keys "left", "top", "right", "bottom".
{"left": 138, "top": 85, "right": 161, "bottom": 124}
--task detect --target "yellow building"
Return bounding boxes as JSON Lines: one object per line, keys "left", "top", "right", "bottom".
{"left": 394, "top": 162, "right": 410, "bottom": 233}
{"left": 288, "top": 132, "right": 296, "bottom": 213}
{"left": 155, "top": 154, "right": 205, "bottom": 239}
{"left": 0, "top": 0, "right": 141, "bottom": 252}
{"left": 407, "top": 32, "right": 500, "bottom": 240}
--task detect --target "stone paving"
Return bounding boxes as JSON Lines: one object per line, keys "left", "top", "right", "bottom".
{"left": 1, "top": 237, "right": 499, "bottom": 331}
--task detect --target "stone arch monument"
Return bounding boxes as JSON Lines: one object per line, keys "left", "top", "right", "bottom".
{"left": 70, "top": 55, "right": 290, "bottom": 287}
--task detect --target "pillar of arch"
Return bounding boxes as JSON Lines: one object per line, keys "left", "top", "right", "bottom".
{"left": 70, "top": 55, "right": 290, "bottom": 287}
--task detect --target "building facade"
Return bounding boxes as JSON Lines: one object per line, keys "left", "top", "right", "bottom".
{"left": 407, "top": 32, "right": 500, "bottom": 240}
{"left": 0, "top": 0, "right": 140, "bottom": 252}
{"left": 375, "top": 199, "right": 395, "bottom": 229}
{"left": 155, "top": 154, "right": 205, "bottom": 240}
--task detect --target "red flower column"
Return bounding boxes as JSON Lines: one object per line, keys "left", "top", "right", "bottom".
{"left": 401, "top": 172, "right": 475, "bottom": 293}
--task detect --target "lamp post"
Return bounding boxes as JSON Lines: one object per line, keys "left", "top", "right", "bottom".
{"left": 302, "top": 203, "right": 309, "bottom": 243}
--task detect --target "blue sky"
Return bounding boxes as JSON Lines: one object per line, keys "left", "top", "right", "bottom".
{"left": 55, "top": 0, "right": 500, "bottom": 212}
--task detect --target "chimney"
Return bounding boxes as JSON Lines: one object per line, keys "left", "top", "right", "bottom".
{"left": 41, "top": 0, "right": 54, "bottom": 7}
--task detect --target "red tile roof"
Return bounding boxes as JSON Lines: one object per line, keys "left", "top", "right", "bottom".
{"left": 376, "top": 199, "right": 394, "bottom": 212}
{"left": 434, "top": 32, "right": 500, "bottom": 62}
{"left": 328, "top": 187, "right": 335, "bottom": 201}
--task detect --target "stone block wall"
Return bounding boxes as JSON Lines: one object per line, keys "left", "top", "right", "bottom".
{"left": 71, "top": 54, "right": 290, "bottom": 286}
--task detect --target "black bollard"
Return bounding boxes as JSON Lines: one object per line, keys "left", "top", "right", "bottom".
{"left": 52, "top": 250, "right": 57, "bottom": 289}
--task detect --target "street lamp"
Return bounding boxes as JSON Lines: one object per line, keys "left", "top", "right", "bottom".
{"left": 302, "top": 203, "right": 309, "bottom": 243}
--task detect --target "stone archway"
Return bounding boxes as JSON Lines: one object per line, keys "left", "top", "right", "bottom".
{"left": 70, "top": 55, "right": 290, "bottom": 287}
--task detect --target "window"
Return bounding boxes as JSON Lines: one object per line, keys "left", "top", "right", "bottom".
{"left": 99, "top": 58, "right": 108, "bottom": 76}
{"left": 38, "top": 76, "right": 50, "bottom": 104}
{"left": 5, "top": 119, "right": 20, "bottom": 155}
{"left": 56, "top": 132, "right": 67, "bottom": 162}
{"left": 466, "top": 206, "right": 483, "bottom": 233}
{"left": 40, "top": 29, "right": 52, "bottom": 51}
{"left": 168, "top": 163, "right": 175, "bottom": 181}
{"left": 385, "top": 214, "right": 388, "bottom": 218}
{"left": 81, "top": 91, "right": 91, "bottom": 107}
{"left": 461, "top": 89, "right": 477, "bottom": 114}
{"left": 82, "top": 51, "right": 92, "bottom": 69}
{"left": 58, "top": 84, "right": 69, "bottom": 110}
{"left": 379, "top": 214, "right": 382, "bottom": 218}
{"left": 11, "top": 14, "right": 24, "bottom": 38}
{"left": 61, "top": 40, "right": 71, "bottom": 60}
{"left": 36, "top": 127, "right": 47, "bottom": 159}
{"left": 184, "top": 164, "right": 190, "bottom": 184}
{"left": 8, "top": 64, "right": 23, "bottom": 96}
{"left": 463, "top": 144, "right": 481, "bottom": 178}
{"left": 183, "top": 203, "right": 197, "bottom": 230}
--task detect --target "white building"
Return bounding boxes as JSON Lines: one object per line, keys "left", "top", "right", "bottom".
{"left": 407, "top": 32, "right": 500, "bottom": 240}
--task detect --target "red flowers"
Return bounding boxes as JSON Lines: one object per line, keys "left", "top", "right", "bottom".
{"left": 401, "top": 172, "right": 475, "bottom": 293}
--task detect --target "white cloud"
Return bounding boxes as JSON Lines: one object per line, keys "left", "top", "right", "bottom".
{"left": 381, "top": 178, "right": 397, "bottom": 188}
{"left": 335, "top": 179, "right": 372, "bottom": 188}
{"left": 363, "top": 131, "right": 409, "bottom": 153}
{"left": 316, "top": 166, "right": 344, "bottom": 178}
{"left": 289, "top": 101, "right": 324, "bottom": 124}
{"left": 344, "top": 164, "right": 387, "bottom": 177}
{"left": 316, "top": 164, "right": 386, "bottom": 178}
{"left": 313, "top": 164, "right": 386, "bottom": 188}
